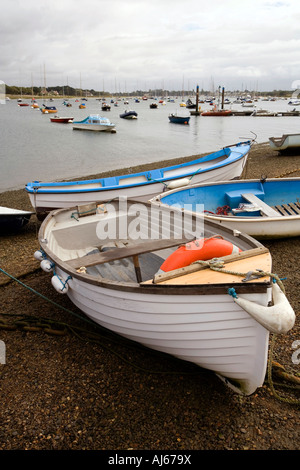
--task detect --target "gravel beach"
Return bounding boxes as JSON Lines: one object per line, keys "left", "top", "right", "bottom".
{"left": 0, "top": 141, "right": 299, "bottom": 452}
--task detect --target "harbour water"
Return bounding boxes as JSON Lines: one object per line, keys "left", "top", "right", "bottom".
{"left": 1, "top": 96, "right": 300, "bottom": 193}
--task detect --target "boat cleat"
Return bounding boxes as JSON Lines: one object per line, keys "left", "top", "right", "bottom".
{"left": 242, "top": 269, "right": 264, "bottom": 282}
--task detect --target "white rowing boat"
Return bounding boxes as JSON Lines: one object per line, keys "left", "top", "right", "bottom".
{"left": 35, "top": 199, "right": 295, "bottom": 395}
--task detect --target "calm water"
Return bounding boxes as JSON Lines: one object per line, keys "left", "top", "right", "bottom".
{"left": 1, "top": 96, "right": 300, "bottom": 193}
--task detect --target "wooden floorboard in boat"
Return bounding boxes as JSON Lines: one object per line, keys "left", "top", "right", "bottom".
{"left": 86, "top": 252, "right": 164, "bottom": 283}
{"left": 288, "top": 202, "right": 300, "bottom": 214}
{"left": 272, "top": 201, "right": 300, "bottom": 216}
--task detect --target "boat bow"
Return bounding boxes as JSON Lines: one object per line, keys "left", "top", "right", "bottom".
{"left": 229, "top": 282, "right": 295, "bottom": 334}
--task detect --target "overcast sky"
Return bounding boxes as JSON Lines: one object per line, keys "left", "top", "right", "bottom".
{"left": 1, "top": 0, "right": 300, "bottom": 93}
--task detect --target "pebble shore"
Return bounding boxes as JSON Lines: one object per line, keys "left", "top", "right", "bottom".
{"left": 0, "top": 141, "right": 299, "bottom": 451}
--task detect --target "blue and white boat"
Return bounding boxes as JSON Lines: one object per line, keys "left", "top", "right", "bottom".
{"left": 72, "top": 114, "right": 116, "bottom": 132}
{"left": 25, "top": 141, "right": 251, "bottom": 215}
{"left": 151, "top": 178, "right": 300, "bottom": 239}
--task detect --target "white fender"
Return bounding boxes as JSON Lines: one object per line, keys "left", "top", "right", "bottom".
{"left": 166, "top": 178, "right": 190, "bottom": 190}
{"left": 51, "top": 275, "right": 69, "bottom": 294}
{"left": 40, "top": 259, "right": 54, "bottom": 272}
{"left": 233, "top": 283, "right": 295, "bottom": 334}
{"left": 34, "top": 250, "right": 45, "bottom": 261}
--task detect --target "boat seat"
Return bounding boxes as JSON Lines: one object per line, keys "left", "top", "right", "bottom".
{"left": 240, "top": 193, "right": 281, "bottom": 217}
{"left": 66, "top": 236, "right": 193, "bottom": 271}
{"left": 225, "top": 188, "right": 264, "bottom": 207}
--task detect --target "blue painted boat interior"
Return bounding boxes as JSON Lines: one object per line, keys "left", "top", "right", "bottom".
{"left": 160, "top": 180, "right": 299, "bottom": 218}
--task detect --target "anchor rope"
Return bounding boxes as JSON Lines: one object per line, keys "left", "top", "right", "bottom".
{"left": 267, "top": 334, "right": 300, "bottom": 405}
{"left": 275, "top": 168, "right": 300, "bottom": 178}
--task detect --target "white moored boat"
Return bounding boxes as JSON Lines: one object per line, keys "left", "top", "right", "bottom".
{"left": 72, "top": 114, "right": 116, "bottom": 132}
{"left": 35, "top": 199, "right": 295, "bottom": 396}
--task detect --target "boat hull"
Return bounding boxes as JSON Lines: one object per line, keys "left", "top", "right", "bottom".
{"left": 38, "top": 201, "right": 276, "bottom": 395}
{"left": 201, "top": 110, "right": 232, "bottom": 116}
{"left": 50, "top": 117, "right": 73, "bottom": 123}
{"left": 42, "top": 108, "right": 57, "bottom": 114}
{"left": 58, "top": 265, "right": 270, "bottom": 396}
{"left": 269, "top": 134, "right": 300, "bottom": 151}
{"left": 72, "top": 124, "right": 116, "bottom": 132}
{"left": 0, "top": 207, "right": 33, "bottom": 232}
{"left": 168, "top": 115, "right": 190, "bottom": 124}
{"left": 120, "top": 111, "right": 138, "bottom": 119}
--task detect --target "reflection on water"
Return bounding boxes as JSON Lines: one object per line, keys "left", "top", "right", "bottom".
{"left": 0, "top": 97, "right": 299, "bottom": 192}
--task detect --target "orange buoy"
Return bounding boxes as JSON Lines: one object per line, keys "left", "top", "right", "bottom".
{"left": 159, "top": 236, "right": 242, "bottom": 273}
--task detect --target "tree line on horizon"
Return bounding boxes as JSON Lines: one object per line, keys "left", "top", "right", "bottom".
{"left": 4, "top": 84, "right": 292, "bottom": 98}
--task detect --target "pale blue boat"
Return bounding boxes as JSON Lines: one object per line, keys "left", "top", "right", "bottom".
{"left": 72, "top": 114, "right": 116, "bottom": 132}
{"left": 151, "top": 177, "right": 300, "bottom": 239}
{"left": 25, "top": 141, "right": 251, "bottom": 214}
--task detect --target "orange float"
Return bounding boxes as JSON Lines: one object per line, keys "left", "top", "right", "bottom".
{"left": 159, "top": 236, "right": 242, "bottom": 273}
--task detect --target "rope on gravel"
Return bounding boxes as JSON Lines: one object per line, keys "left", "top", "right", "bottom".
{"left": 267, "top": 335, "right": 300, "bottom": 405}
{"left": 275, "top": 168, "right": 300, "bottom": 178}
{"left": 0, "top": 266, "right": 202, "bottom": 376}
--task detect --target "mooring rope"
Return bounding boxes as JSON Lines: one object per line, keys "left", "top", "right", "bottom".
{"left": 0, "top": 266, "right": 201, "bottom": 376}
{"left": 191, "top": 257, "right": 286, "bottom": 292}
{"left": 275, "top": 168, "right": 300, "bottom": 178}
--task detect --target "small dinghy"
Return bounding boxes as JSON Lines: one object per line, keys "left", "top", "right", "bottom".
{"left": 119, "top": 110, "right": 138, "bottom": 119}
{"left": 35, "top": 199, "right": 295, "bottom": 395}
{"left": 50, "top": 116, "right": 73, "bottom": 123}
{"left": 168, "top": 112, "right": 190, "bottom": 124}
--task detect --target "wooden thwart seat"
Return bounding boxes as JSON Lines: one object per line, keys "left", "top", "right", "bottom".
{"left": 66, "top": 237, "right": 193, "bottom": 270}
{"left": 241, "top": 193, "right": 281, "bottom": 217}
